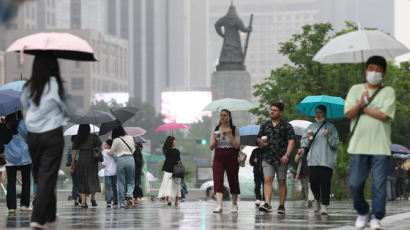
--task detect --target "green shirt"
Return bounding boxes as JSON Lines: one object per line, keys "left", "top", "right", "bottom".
{"left": 344, "top": 84, "right": 396, "bottom": 155}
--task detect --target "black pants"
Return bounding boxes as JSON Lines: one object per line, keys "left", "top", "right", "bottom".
{"left": 309, "top": 166, "right": 333, "bottom": 206}
{"left": 396, "top": 177, "right": 404, "bottom": 198}
{"left": 253, "top": 167, "right": 264, "bottom": 200}
{"left": 133, "top": 167, "right": 143, "bottom": 199}
{"left": 27, "top": 127, "right": 64, "bottom": 225}
{"left": 6, "top": 164, "right": 31, "bottom": 209}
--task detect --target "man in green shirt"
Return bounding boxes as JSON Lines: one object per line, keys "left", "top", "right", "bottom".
{"left": 344, "top": 56, "right": 396, "bottom": 230}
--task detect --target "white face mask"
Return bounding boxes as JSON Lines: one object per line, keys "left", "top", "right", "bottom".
{"left": 366, "top": 71, "right": 383, "bottom": 85}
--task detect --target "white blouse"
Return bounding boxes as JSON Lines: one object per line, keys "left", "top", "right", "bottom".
{"left": 210, "top": 127, "right": 240, "bottom": 149}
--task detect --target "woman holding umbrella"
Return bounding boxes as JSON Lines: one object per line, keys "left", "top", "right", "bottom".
{"left": 21, "top": 53, "right": 75, "bottom": 228}
{"left": 297, "top": 105, "right": 339, "bottom": 215}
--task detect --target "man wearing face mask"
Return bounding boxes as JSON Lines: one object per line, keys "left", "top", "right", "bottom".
{"left": 345, "top": 56, "right": 396, "bottom": 230}
{"left": 296, "top": 105, "right": 339, "bottom": 215}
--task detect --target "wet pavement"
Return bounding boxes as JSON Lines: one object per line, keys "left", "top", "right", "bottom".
{"left": 1, "top": 200, "right": 410, "bottom": 229}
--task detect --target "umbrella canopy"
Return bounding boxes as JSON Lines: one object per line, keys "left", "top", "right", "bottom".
{"left": 289, "top": 120, "right": 313, "bottom": 136}
{"left": 391, "top": 144, "right": 410, "bottom": 154}
{"left": 154, "top": 123, "right": 190, "bottom": 133}
{"left": 99, "top": 106, "right": 138, "bottom": 135}
{"left": 313, "top": 30, "right": 410, "bottom": 64}
{"left": 6, "top": 32, "right": 97, "bottom": 61}
{"left": 134, "top": 136, "right": 147, "bottom": 144}
{"left": 0, "top": 89, "right": 22, "bottom": 116}
{"left": 64, "top": 124, "right": 100, "bottom": 136}
{"left": 0, "top": 80, "right": 26, "bottom": 92}
{"left": 69, "top": 110, "right": 116, "bottom": 125}
{"left": 239, "top": 125, "right": 260, "bottom": 136}
{"left": 296, "top": 95, "right": 345, "bottom": 119}
{"left": 124, "top": 126, "right": 146, "bottom": 137}
{"left": 202, "top": 98, "right": 255, "bottom": 112}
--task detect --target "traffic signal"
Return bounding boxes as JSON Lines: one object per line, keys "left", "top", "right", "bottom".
{"left": 196, "top": 139, "right": 208, "bottom": 145}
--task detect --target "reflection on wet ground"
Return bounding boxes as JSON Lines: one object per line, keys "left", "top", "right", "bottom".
{"left": 1, "top": 200, "right": 410, "bottom": 229}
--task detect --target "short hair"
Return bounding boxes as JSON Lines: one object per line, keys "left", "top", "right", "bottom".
{"left": 316, "top": 105, "right": 327, "bottom": 114}
{"left": 366, "top": 56, "right": 387, "bottom": 72}
{"left": 106, "top": 139, "right": 113, "bottom": 147}
{"left": 271, "top": 102, "right": 284, "bottom": 111}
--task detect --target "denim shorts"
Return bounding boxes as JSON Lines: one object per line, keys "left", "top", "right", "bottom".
{"left": 262, "top": 161, "right": 288, "bottom": 180}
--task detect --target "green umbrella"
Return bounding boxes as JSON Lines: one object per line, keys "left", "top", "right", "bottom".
{"left": 202, "top": 98, "right": 254, "bottom": 112}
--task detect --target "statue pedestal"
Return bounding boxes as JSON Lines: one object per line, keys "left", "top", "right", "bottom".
{"left": 211, "top": 70, "right": 251, "bottom": 129}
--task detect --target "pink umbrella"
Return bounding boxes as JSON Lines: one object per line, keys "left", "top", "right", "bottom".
{"left": 154, "top": 123, "right": 190, "bottom": 133}
{"left": 124, "top": 126, "right": 147, "bottom": 137}
{"left": 6, "top": 32, "right": 97, "bottom": 62}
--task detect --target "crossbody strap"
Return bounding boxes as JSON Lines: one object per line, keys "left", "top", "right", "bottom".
{"left": 119, "top": 137, "right": 133, "bottom": 154}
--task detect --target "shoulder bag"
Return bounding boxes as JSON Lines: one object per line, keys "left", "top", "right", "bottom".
{"left": 304, "top": 121, "right": 326, "bottom": 156}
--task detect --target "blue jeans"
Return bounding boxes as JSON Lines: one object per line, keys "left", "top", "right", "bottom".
{"left": 386, "top": 176, "right": 396, "bottom": 201}
{"left": 116, "top": 155, "right": 135, "bottom": 205}
{"left": 104, "top": 175, "right": 118, "bottom": 203}
{"left": 349, "top": 154, "right": 388, "bottom": 220}
{"left": 70, "top": 171, "right": 78, "bottom": 201}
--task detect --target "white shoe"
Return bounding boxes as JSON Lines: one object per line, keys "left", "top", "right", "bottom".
{"left": 355, "top": 214, "right": 369, "bottom": 229}
{"left": 255, "top": 200, "right": 260, "bottom": 206}
{"left": 30, "top": 222, "right": 45, "bottom": 230}
{"left": 320, "top": 205, "right": 328, "bottom": 215}
{"left": 314, "top": 200, "right": 321, "bottom": 212}
{"left": 21, "top": 206, "right": 32, "bottom": 211}
{"left": 213, "top": 206, "right": 222, "bottom": 213}
{"left": 231, "top": 205, "right": 238, "bottom": 213}
{"left": 369, "top": 218, "right": 382, "bottom": 230}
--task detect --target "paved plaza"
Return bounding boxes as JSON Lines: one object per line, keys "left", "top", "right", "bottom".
{"left": 1, "top": 199, "right": 410, "bottom": 230}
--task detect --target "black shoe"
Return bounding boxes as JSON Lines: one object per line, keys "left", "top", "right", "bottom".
{"left": 125, "top": 195, "right": 133, "bottom": 205}
{"left": 113, "top": 202, "right": 118, "bottom": 206}
{"left": 277, "top": 205, "right": 285, "bottom": 214}
{"left": 91, "top": 199, "right": 97, "bottom": 207}
{"left": 259, "top": 203, "right": 272, "bottom": 212}
{"left": 107, "top": 202, "right": 111, "bottom": 208}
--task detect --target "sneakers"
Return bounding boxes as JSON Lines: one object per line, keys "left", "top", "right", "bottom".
{"left": 30, "top": 222, "right": 45, "bottom": 230}
{"left": 307, "top": 200, "right": 313, "bottom": 208}
{"left": 259, "top": 203, "right": 272, "bottom": 212}
{"left": 106, "top": 202, "right": 111, "bottom": 208}
{"left": 8, "top": 209, "right": 16, "bottom": 213}
{"left": 125, "top": 195, "right": 133, "bottom": 205}
{"left": 213, "top": 206, "right": 222, "bottom": 213}
{"left": 277, "top": 205, "right": 285, "bottom": 214}
{"left": 21, "top": 206, "right": 32, "bottom": 211}
{"left": 120, "top": 204, "right": 125, "bottom": 208}
{"left": 255, "top": 199, "right": 261, "bottom": 206}
{"left": 369, "top": 218, "right": 382, "bottom": 230}
{"left": 320, "top": 205, "right": 328, "bottom": 215}
{"left": 314, "top": 200, "right": 321, "bottom": 212}
{"left": 231, "top": 205, "right": 238, "bottom": 213}
{"left": 355, "top": 214, "right": 369, "bottom": 229}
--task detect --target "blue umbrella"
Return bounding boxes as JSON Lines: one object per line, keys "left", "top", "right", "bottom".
{"left": 0, "top": 80, "right": 26, "bottom": 92}
{"left": 296, "top": 95, "right": 345, "bottom": 119}
{"left": 239, "top": 125, "right": 260, "bottom": 136}
{"left": 0, "top": 89, "right": 22, "bottom": 116}
{"left": 391, "top": 144, "right": 409, "bottom": 154}
{"left": 134, "top": 136, "right": 147, "bottom": 144}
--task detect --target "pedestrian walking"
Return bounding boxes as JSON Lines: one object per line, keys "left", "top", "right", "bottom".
{"left": 297, "top": 105, "right": 339, "bottom": 215}
{"left": 102, "top": 139, "right": 118, "bottom": 207}
{"left": 249, "top": 143, "right": 264, "bottom": 206}
{"left": 65, "top": 135, "right": 80, "bottom": 206}
{"left": 386, "top": 157, "right": 397, "bottom": 201}
{"left": 257, "top": 102, "right": 295, "bottom": 214}
{"left": 21, "top": 53, "right": 76, "bottom": 229}
{"left": 70, "top": 124, "right": 102, "bottom": 208}
{"left": 133, "top": 143, "right": 144, "bottom": 204}
{"left": 345, "top": 56, "right": 396, "bottom": 230}
{"left": 3, "top": 111, "right": 32, "bottom": 213}
{"left": 158, "top": 136, "right": 182, "bottom": 207}
{"left": 209, "top": 109, "right": 241, "bottom": 213}
{"left": 108, "top": 126, "right": 135, "bottom": 208}
{"left": 395, "top": 159, "right": 405, "bottom": 200}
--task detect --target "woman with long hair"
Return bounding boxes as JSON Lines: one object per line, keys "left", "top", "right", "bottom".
{"left": 108, "top": 126, "right": 135, "bottom": 208}
{"left": 21, "top": 52, "right": 75, "bottom": 229}
{"left": 209, "top": 109, "right": 240, "bottom": 213}
{"left": 70, "top": 124, "right": 103, "bottom": 208}
{"left": 158, "top": 136, "right": 182, "bottom": 206}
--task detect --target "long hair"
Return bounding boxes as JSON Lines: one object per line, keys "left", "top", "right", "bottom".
{"left": 217, "top": 109, "right": 234, "bottom": 131}
{"left": 76, "top": 124, "right": 90, "bottom": 145}
{"left": 111, "top": 126, "right": 126, "bottom": 140}
{"left": 24, "top": 52, "right": 66, "bottom": 106}
{"left": 162, "top": 136, "right": 175, "bottom": 155}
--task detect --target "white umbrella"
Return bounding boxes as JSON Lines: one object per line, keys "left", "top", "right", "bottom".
{"left": 63, "top": 124, "right": 100, "bottom": 136}
{"left": 202, "top": 98, "right": 254, "bottom": 112}
{"left": 289, "top": 120, "right": 312, "bottom": 136}
{"left": 313, "top": 30, "right": 410, "bottom": 63}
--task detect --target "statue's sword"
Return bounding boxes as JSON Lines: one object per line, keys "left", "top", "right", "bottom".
{"left": 242, "top": 14, "right": 253, "bottom": 64}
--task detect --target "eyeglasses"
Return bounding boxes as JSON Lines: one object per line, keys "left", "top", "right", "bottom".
{"left": 270, "top": 109, "right": 280, "bottom": 112}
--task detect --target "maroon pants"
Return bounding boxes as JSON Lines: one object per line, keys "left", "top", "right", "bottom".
{"left": 212, "top": 148, "right": 240, "bottom": 194}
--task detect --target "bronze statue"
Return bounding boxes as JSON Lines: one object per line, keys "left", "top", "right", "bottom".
{"left": 215, "top": 3, "right": 252, "bottom": 71}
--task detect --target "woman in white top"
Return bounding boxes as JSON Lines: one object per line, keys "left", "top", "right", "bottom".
{"left": 21, "top": 53, "right": 75, "bottom": 229}
{"left": 108, "top": 126, "right": 135, "bottom": 208}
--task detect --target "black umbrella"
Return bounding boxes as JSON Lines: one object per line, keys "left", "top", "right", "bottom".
{"left": 134, "top": 136, "right": 147, "bottom": 144}
{"left": 99, "top": 106, "right": 138, "bottom": 135}
{"left": 69, "top": 110, "right": 116, "bottom": 125}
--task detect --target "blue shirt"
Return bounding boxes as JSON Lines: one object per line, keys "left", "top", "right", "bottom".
{"left": 21, "top": 77, "right": 76, "bottom": 133}
{"left": 4, "top": 120, "right": 31, "bottom": 165}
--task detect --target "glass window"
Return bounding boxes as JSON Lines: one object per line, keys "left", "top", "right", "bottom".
{"left": 71, "top": 77, "right": 84, "bottom": 90}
